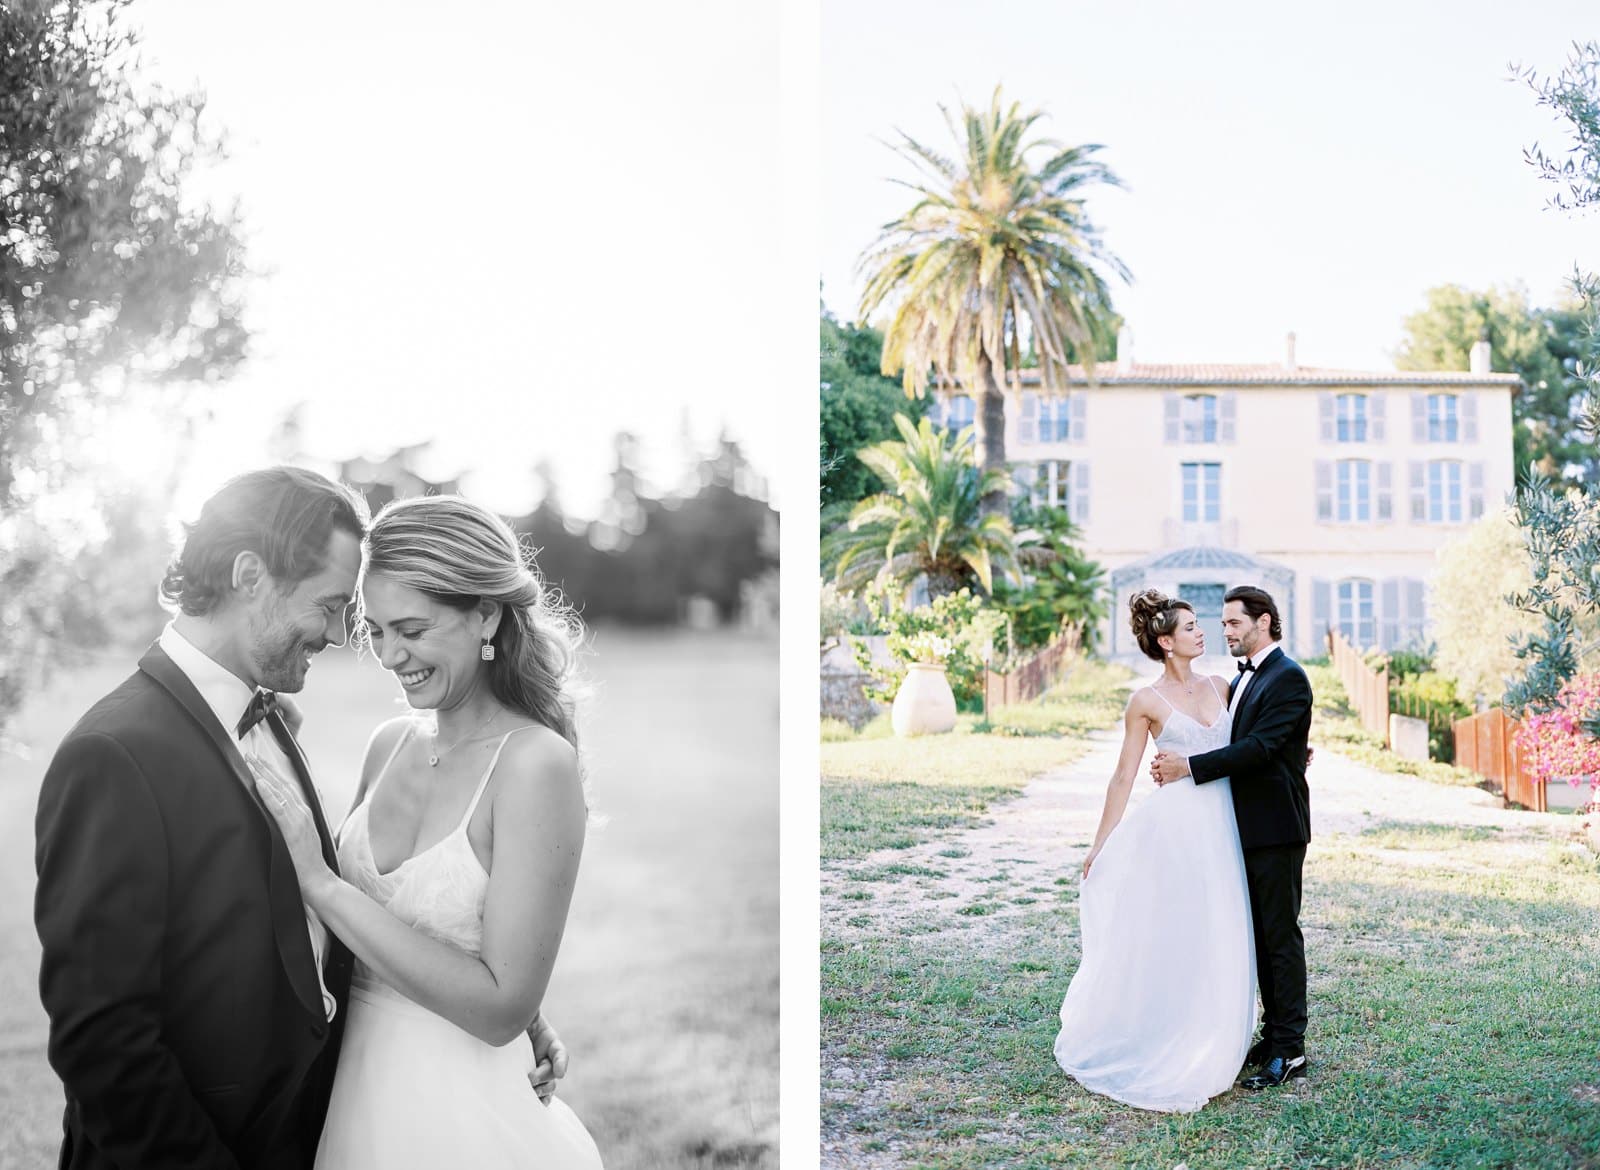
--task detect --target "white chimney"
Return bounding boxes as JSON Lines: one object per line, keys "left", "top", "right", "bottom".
{"left": 1117, "top": 325, "right": 1134, "bottom": 373}
{"left": 1285, "top": 331, "right": 1298, "bottom": 371}
{"left": 1470, "top": 338, "right": 1491, "bottom": 375}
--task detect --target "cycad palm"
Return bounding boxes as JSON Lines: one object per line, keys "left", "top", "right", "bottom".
{"left": 825, "top": 413, "right": 1018, "bottom": 599}
{"left": 858, "top": 87, "right": 1128, "bottom": 515}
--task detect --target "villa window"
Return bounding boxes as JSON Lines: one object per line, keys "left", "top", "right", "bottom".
{"left": 1180, "top": 394, "right": 1218, "bottom": 443}
{"left": 1335, "top": 394, "right": 1368, "bottom": 442}
{"left": 1335, "top": 460, "right": 1371, "bottom": 522}
{"left": 1018, "top": 393, "right": 1085, "bottom": 444}
{"left": 1022, "top": 460, "right": 1090, "bottom": 524}
{"left": 1336, "top": 579, "right": 1376, "bottom": 648}
{"left": 934, "top": 394, "right": 975, "bottom": 432}
{"left": 1181, "top": 462, "right": 1221, "bottom": 523}
{"left": 1426, "top": 460, "right": 1463, "bottom": 523}
{"left": 1427, "top": 394, "right": 1458, "bottom": 442}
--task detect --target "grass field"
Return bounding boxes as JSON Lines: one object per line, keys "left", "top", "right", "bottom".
{"left": 0, "top": 627, "right": 777, "bottom": 1170}
{"left": 819, "top": 664, "right": 1600, "bottom": 1169}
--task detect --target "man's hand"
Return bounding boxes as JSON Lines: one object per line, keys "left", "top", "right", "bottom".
{"left": 527, "top": 1012, "right": 569, "bottom": 1104}
{"left": 1306, "top": 745, "right": 1315, "bottom": 769}
{"left": 1150, "top": 752, "right": 1191, "bottom": 786}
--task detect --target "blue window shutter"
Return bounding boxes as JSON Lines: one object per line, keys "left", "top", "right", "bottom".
{"left": 1071, "top": 462, "right": 1091, "bottom": 525}
{"left": 1070, "top": 394, "right": 1087, "bottom": 443}
{"left": 1409, "top": 461, "right": 1427, "bottom": 522}
{"left": 1319, "top": 392, "right": 1335, "bottom": 442}
{"left": 1315, "top": 461, "right": 1333, "bottom": 521}
{"left": 1019, "top": 393, "right": 1037, "bottom": 444}
{"left": 1461, "top": 393, "right": 1479, "bottom": 443}
{"left": 1469, "top": 461, "right": 1485, "bottom": 518}
{"left": 1312, "top": 580, "right": 1331, "bottom": 644}
{"left": 1411, "top": 394, "right": 1427, "bottom": 443}
{"left": 1370, "top": 393, "right": 1386, "bottom": 442}
{"left": 1376, "top": 461, "right": 1393, "bottom": 521}
{"left": 1163, "top": 393, "right": 1180, "bottom": 443}
{"left": 1220, "top": 392, "right": 1237, "bottom": 443}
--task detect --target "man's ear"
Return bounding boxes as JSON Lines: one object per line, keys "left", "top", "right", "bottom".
{"left": 231, "top": 551, "right": 269, "bottom": 599}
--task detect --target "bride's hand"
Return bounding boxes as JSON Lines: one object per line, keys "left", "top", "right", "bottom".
{"left": 249, "top": 755, "right": 334, "bottom": 899}
{"left": 1082, "top": 844, "right": 1102, "bottom": 879}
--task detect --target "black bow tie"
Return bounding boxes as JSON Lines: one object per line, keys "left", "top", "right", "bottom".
{"left": 1237, "top": 659, "right": 1257, "bottom": 674}
{"left": 237, "top": 690, "right": 279, "bottom": 738}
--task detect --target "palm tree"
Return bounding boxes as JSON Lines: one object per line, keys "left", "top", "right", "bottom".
{"left": 858, "top": 87, "right": 1128, "bottom": 515}
{"left": 824, "top": 413, "right": 1018, "bottom": 600}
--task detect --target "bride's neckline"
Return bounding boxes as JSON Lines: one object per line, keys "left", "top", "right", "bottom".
{"left": 1147, "top": 684, "right": 1226, "bottom": 732}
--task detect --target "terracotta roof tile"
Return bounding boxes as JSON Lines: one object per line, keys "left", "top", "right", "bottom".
{"left": 948, "top": 363, "right": 1523, "bottom": 388}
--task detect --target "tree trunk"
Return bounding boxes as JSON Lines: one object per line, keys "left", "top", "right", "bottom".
{"left": 924, "top": 564, "right": 969, "bottom": 601}
{"left": 974, "top": 351, "right": 1009, "bottom": 518}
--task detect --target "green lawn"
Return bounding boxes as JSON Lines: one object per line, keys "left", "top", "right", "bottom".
{"left": 820, "top": 660, "right": 1133, "bottom": 861}
{"left": 823, "top": 826, "right": 1600, "bottom": 1169}
{"left": 821, "top": 658, "right": 1600, "bottom": 1168}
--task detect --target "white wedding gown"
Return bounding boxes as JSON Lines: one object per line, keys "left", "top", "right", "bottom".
{"left": 316, "top": 727, "right": 603, "bottom": 1169}
{"left": 1053, "top": 688, "right": 1256, "bottom": 1112}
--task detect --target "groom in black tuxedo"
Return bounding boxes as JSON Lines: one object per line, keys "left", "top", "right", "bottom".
{"left": 35, "top": 467, "right": 566, "bottom": 1169}
{"left": 1151, "top": 584, "right": 1313, "bottom": 1090}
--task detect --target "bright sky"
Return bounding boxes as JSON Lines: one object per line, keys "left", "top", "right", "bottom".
{"left": 822, "top": 0, "right": 1600, "bottom": 372}
{"left": 130, "top": 0, "right": 780, "bottom": 519}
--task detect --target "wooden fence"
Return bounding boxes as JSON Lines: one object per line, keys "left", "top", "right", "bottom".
{"left": 1452, "top": 707, "right": 1545, "bottom": 812}
{"left": 1327, "top": 629, "right": 1390, "bottom": 746}
{"left": 983, "top": 626, "right": 1081, "bottom": 710}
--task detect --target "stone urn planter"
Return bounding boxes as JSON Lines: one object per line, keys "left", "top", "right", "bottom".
{"left": 892, "top": 662, "right": 957, "bottom": 737}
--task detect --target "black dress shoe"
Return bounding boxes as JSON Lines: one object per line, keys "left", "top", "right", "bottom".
{"left": 1241, "top": 1055, "right": 1307, "bottom": 1090}
{"left": 1242, "top": 1037, "right": 1271, "bottom": 1070}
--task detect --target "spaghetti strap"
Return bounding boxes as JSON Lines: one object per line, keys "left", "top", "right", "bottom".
{"left": 358, "top": 720, "right": 415, "bottom": 809}
{"left": 456, "top": 726, "right": 541, "bottom": 832}
{"left": 1143, "top": 685, "right": 1175, "bottom": 716}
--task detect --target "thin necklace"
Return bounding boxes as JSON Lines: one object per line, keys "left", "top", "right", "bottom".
{"left": 429, "top": 708, "right": 499, "bottom": 768}
{"left": 1161, "top": 670, "right": 1196, "bottom": 697}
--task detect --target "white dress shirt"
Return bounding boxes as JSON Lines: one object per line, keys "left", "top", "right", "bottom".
{"left": 1228, "top": 641, "right": 1281, "bottom": 716}
{"left": 159, "top": 623, "right": 337, "bottom": 1022}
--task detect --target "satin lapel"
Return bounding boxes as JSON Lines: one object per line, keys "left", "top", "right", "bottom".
{"left": 1233, "top": 646, "right": 1285, "bottom": 739}
{"left": 137, "top": 644, "right": 326, "bottom": 1019}
{"left": 263, "top": 712, "right": 342, "bottom": 875}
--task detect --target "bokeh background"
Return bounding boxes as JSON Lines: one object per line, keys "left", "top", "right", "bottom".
{"left": 0, "top": 1, "right": 780, "bottom": 1167}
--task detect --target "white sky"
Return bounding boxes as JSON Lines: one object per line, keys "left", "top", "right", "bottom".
{"left": 821, "top": 0, "right": 1600, "bottom": 372}
{"left": 131, "top": 0, "right": 781, "bottom": 519}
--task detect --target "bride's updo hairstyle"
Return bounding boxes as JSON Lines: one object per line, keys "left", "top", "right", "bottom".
{"left": 359, "top": 495, "right": 584, "bottom": 753}
{"left": 1129, "top": 588, "right": 1193, "bottom": 663}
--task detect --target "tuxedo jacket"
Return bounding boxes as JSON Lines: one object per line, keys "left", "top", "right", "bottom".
{"left": 34, "top": 644, "right": 354, "bottom": 1170}
{"left": 1188, "top": 645, "right": 1313, "bottom": 850}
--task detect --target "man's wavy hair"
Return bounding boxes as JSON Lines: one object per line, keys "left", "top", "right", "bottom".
{"left": 1224, "top": 584, "right": 1282, "bottom": 641}
{"left": 160, "top": 467, "right": 369, "bottom": 617}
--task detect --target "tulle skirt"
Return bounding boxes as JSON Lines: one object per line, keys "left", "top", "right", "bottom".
{"left": 315, "top": 980, "right": 603, "bottom": 1169}
{"left": 1054, "top": 776, "right": 1256, "bottom": 1112}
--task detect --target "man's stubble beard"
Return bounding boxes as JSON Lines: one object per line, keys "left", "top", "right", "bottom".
{"left": 247, "top": 601, "right": 314, "bottom": 693}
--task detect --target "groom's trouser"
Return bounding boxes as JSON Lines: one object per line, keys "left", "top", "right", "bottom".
{"left": 1243, "top": 843, "right": 1307, "bottom": 1058}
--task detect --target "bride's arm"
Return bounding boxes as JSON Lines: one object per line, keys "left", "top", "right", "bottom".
{"left": 1081, "top": 694, "right": 1156, "bottom": 878}
{"left": 257, "top": 733, "right": 586, "bottom": 1047}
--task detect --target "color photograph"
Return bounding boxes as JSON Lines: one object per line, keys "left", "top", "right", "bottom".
{"left": 818, "top": 3, "right": 1600, "bottom": 1166}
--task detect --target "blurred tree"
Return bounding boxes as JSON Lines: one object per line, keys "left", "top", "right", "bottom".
{"left": 1428, "top": 509, "right": 1545, "bottom": 707}
{"left": 1, "top": 0, "right": 248, "bottom": 734}
{"left": 1394, "top": 283, "right": 1595, "bottom": 485}
{"left": 1504, "top": 42, "right": 1600, "bottom": 734}
{"left": 819, "top": 307, "right": 926, "bottom": 506}
{"left": 824, "top": 413, "right": 1017, "bottom": 600}
{"left": 857, "top": 87, "right": 1127, "bottom": 516}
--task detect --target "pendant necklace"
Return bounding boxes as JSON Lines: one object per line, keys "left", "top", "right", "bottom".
{"left": 429, "top": 708, "right": 499, "bottom": 768}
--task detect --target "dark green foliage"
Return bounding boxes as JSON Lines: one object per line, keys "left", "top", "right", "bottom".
{"left": 1505, "top": 43, "right": 1600, "bottom": 736}
{"left": 991, "top": 501, "right": 1107, "bottom": 655}
{"left": 820, "top": 309, "right": 927, "bottom": 506}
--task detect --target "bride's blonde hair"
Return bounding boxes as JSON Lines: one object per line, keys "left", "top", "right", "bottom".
{"left": 357, "top": 495, "right": 586, "bottom": 755}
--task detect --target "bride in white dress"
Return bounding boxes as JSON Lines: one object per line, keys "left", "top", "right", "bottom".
{"left": 255, "top": 495, "right": 602, "bottom": 1169}
{"left": 1054, "top": 589, "right": 1255, "bottom": 1113}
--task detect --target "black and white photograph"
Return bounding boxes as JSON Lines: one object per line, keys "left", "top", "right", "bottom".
{"left": 0, "top": 3, "right": 780, "bottom": 1168}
